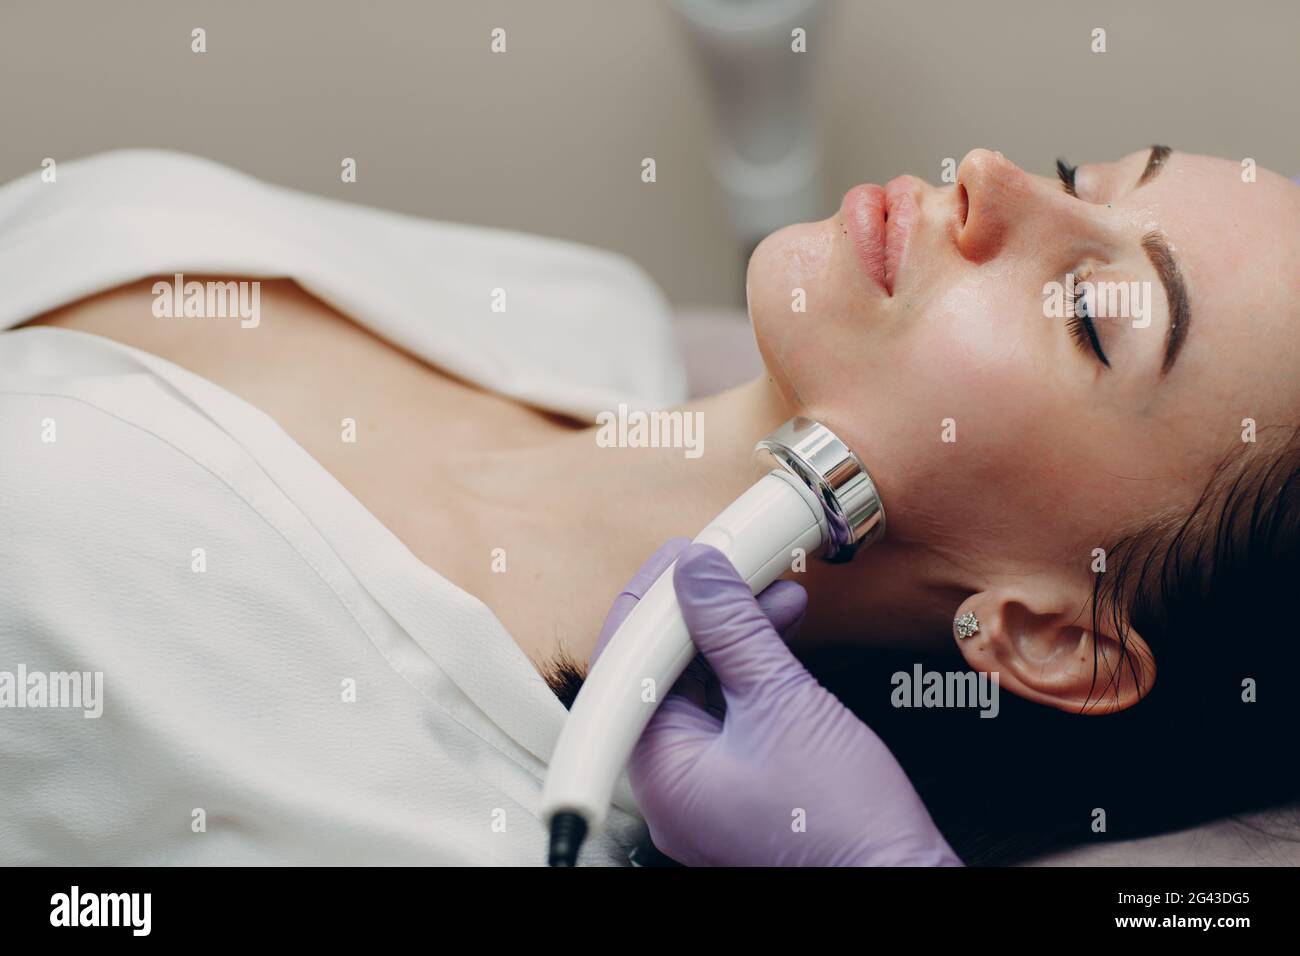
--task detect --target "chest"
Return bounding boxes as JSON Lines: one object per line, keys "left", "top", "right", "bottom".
{"left": 28, "top": 275, "right": 574, "bottom": 552}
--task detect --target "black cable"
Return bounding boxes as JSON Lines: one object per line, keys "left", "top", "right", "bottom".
{"left": 547, "top": 812, "right": 587, "bottom": 867}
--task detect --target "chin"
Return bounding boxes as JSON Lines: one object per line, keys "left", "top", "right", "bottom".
{"left": 744, "top": 218, "right": 839, "bottom": 414}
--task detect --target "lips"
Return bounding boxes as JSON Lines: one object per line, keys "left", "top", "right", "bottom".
{"left": 843, "top": 183, "right": 887, "bottom": 292}
{"left": 843, "top": 175, "right": 919, "bottom": 295}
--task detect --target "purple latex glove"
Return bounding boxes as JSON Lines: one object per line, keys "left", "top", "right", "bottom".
{"left": 592, "top": 539, "right": 962, "bottom": 867}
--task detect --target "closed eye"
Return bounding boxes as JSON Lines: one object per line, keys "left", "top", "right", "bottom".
{"left": 1067, "top": 280, "right": 1109, "bottom": 368}
{"left": 1055, "top": 158, "right": 1108, "bottom": 367}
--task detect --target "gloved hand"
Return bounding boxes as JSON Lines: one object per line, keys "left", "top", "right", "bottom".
{"left": 592, "top": 538, "right": 962, "bottom": 867}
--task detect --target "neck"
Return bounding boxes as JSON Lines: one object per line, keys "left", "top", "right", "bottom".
{"left": 451, "top": 376, "right": 958, "bottom": 673}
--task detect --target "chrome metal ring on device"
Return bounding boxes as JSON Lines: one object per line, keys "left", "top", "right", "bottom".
{"left": 754, "top": 417, "right": 885, "bottom": 563}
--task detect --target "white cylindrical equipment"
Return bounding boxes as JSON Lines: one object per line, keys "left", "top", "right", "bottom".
{"left": 542, "top": 417, "right": 885, "bottom": 865}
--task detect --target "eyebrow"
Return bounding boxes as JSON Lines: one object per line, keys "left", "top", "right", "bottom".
{"left": 1132, "top": 145, "right": 1188, "bottom": 374}
{"left": 1137, "top": 144, "right": 1172, "bottom": 187}
{"left": 1142, "top": 230, "right": 1190, "bottom": 375}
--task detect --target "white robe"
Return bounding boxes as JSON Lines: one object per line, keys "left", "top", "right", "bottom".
{"left": 0, "top": 150, "right": 687, "bottom": 865}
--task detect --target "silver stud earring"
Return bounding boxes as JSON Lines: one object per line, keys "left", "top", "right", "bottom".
{"left": 954, "top": 610, "right": 980, "bottom": 640}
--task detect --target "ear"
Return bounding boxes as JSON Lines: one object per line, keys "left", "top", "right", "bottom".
{"left": 951, "top": 575, "right": 1156, "bottom": 715}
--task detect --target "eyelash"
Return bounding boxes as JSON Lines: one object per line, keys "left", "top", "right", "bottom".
{"left": 1066, "top": 272, "right": 1110, "bottom": 367}
{"left": 1055, "top": 157, "right": 1110, "bottom": 367}
{"left": 1056, "top": 158, "right": 1078, "bottom": 197}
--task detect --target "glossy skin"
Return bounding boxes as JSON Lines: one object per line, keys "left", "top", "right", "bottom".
{"left": 747, "top": 149, "right": 1300, "bottom": 713}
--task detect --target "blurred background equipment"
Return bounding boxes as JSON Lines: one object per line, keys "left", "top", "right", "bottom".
{"left": 668, "top": 0, "right": 828, "bottom": 255}
{"left": 2, "top": 0, "right": 1297, "bottom": 309}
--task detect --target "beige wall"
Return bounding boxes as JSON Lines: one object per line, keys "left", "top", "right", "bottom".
{"left": 2, "top": 0, "right": 1297, "bottom": 306}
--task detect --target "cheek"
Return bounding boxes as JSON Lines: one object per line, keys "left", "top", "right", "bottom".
{"left": 748, "top": 221, "right": 838, "bottom": 325}
{"left": 748, "top": 220, "right": 865, "bottom": 409}
{"left": 807, "top": 286, "right": 1033, "bottom": 456}
{"left": 804, "top": 304, "right": 1081, "bottom": 552}
{"left": 750, "top": 241, "right": 1112, "bottom": 557}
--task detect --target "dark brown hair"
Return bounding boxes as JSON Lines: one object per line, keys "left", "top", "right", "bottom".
{"left": 549, "top": 426, "right": 1300, "bottom": 864}
{"left": 805, "top": 424, "right": 1300, "bottom": 864}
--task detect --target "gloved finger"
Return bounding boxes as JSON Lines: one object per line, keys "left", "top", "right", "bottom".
{"left": 627, "top": 696, "right": 721, "bottom": 859}
{"left": 754, "top": 579, "right": 808, "bottom": 642}
{"left": 591, "top": 537, "right": 691, "bottom": 667}
{"left": 629, "top": 695, "right": 723, "bottom": 790}
{"left": 672, "top": 543, "right": 813, "bottom": 702}
{"left": 642, "top": 692, "right": 724, "bottom": 741}
{"left": 668, "top": 580, "right": 805, "bottom": 714}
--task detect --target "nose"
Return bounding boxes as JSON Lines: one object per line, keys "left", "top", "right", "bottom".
{"left": 955, "top": 148, "right": 1046, "bottom": 263}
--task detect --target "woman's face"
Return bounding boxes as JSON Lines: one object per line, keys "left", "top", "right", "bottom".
{"left": 748, "top": 148, "right": 1300, "bottom": 580}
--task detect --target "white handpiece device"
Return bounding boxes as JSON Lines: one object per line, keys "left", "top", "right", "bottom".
{"left": 542, "top": 417, "right": 885, "bottom": 865}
